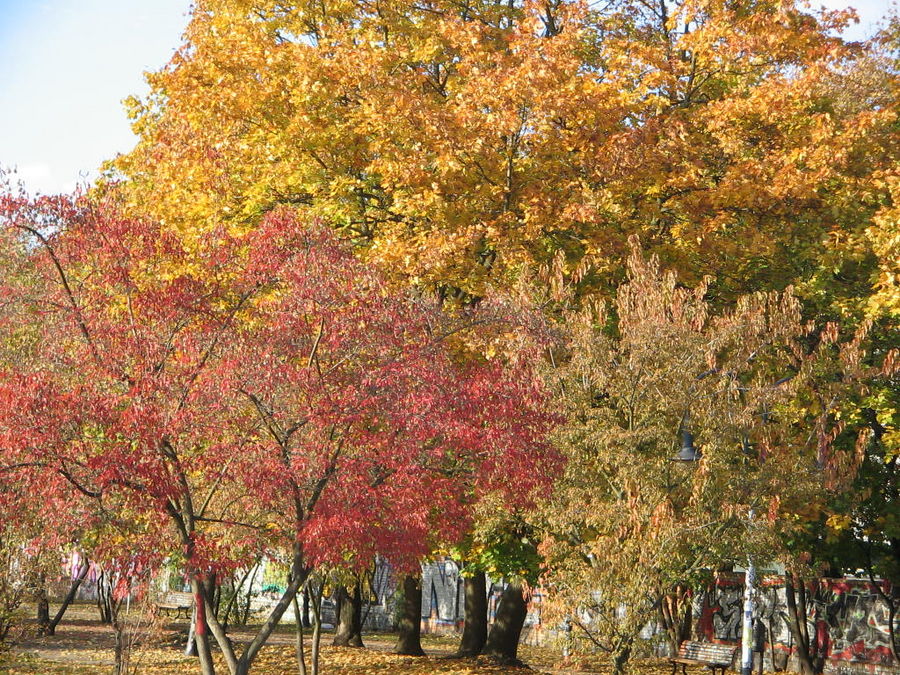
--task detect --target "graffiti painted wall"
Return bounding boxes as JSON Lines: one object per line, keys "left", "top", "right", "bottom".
{"left": 695, "top": 575, "right": 897, "bottom": 675}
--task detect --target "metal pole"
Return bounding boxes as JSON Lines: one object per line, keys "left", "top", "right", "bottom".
{"left": 741, "top": 509, "right": 755, "bottom": 675}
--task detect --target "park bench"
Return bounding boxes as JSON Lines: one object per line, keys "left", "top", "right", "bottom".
{"left": 670, "top": 640, "right": 738, "bottom": 675}
{"left": 156, "top": 591, "right": 194, "bottom": 619}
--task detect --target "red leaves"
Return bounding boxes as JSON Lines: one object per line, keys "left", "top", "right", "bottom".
{"left": 0, "top": 194, "right": 558, "bottom": 577}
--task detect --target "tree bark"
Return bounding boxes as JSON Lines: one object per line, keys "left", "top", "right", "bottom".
{"left": 660, "top": 586, "right": 692, "bottom": 657}
{"left": 292, "top": 592, "right": 307, "bottom": 675}
{"left": 482, "top": 581, "right": 527, "bottom": 664}
{"left": 96, "top": 570, "right": 113, "bottom": 624}
{"left": 46, "top": 558, "right": 90, "bottom": 636}
{"left": 455, "top": 571, "right": 488, "bottom": 657}
{"left": 302, "top": 586, "right": 312, "bottom": 628}
{"left": 783, "top": 572, "right": 821, "bottom": 675}
{"left": 191, "top": 576, "right": 218, "bottom": 675}
{"left": 332, "top": 583, "right": 364, "bottom": 647}
{"left": 612, "top": 637, "right": 634, "bottom": 675}
{"left": 185, "top": 604, "right": 198, "bottom": 657}
{"left": 35, "top": 583, "right": 50, "bottom": 636}
{"left": 394, "top": 574, "right": 425, "bottom": 656}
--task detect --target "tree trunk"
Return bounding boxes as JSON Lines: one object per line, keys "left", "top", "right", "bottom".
{"left": 292, "top": 592, "right": 307, "bottom": 675}
{"left": 332, "top": 583, "right": 364, "bottom": 647}
{"left": 482, "top": 581, "right": 527, "bottom": 664}
{"left": 311, "top": 600, "right": 322, "bottom": 675}
{"left": 456, "top": 571, "right": 488, "bottom": 657}
{"left": 46, "top": 558, "right": 90, "bottom": 636}
{"left": 302, "top": 587, "right": 312, "bottom": 628}
{"left": 35, "top": 584, "right": 50, "bottom": 636}
{"left": 185, "top": 604, "right": 199, "bottom": 657}
{"left": 96, "top": 571, "right": 113, "bottom": 624}
{"left": 783, "top": 572, "right": 820, "bottom": 675}
{"left": 395, "top": 574, "right": 425, "bottom": 656}
{"left": 191, "top": 576, "right": 218, "bottom": 675}
{"left": 612, "top": 637, "right": 634, "bottom": 675}
{"left": 660, "top": 586, "right": 692, "bottom": 657}
{"left": 113, "top": 614, "right": 128, "bottom": 675}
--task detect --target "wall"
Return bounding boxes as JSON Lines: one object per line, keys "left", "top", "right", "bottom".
{"left": 418, "top": 564, "right": 899, "bottom": 674}
{"left": 697, "top": 575, "right": 897, "bottom": 675}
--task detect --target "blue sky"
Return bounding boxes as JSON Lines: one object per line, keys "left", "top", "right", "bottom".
{"left": 0, "top": 0, "right": 191, "bottom": 194}
{"left": 0, "top": 0, "right": 893, "bottom": 196}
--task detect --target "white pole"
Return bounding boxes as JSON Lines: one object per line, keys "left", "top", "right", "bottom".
{"left": 741, "top": 509, "right": 755, "bottom": 675}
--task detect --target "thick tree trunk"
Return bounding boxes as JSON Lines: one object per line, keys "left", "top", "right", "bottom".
{"left": 612, "top": 637, "right": 634, "bottom": 675}
{"left": 660, "top": 586, "right": 692, "bottom": 657}
{"left": 482, "top": 581, "right": 527, "bottom": 664}
{"left": 35, "top": 584, "right": 50, "bottom": 636}
{"left": 332, "top": 584, "right": 364, "bottom": 647}
{"left": 394, "top": 574, "right": 425, "bottom": 656}
{"left": 191, "top": 577, "right": 218, "bottom": 675}
{"left": 456, "top": 571, "right": 488, "bottom": 657}
{"left": 46, "top": 558, "right": 90, "bottom": 636}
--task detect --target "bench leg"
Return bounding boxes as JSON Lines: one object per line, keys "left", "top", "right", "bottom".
{"left": 682, "top": 664, "right": 688, "bottom": 675}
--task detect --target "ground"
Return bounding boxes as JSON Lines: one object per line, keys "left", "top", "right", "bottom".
{"left": 0, "top": 603, "right": 670, "bottom": 674}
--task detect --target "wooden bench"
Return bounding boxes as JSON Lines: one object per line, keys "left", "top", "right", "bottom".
{"left": 156, "top": 591, "right": 194, "bottom": 619}
{"left": 670, "top": 640, "right": 737, "bottom": 675}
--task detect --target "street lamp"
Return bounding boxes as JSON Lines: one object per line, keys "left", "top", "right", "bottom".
{"left": 672, "top": 416, "right": 702, "bottom": 463}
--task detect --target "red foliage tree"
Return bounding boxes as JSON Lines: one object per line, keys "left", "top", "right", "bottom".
{"left": 0, "top": 189, "right": 558, "bottom": 674}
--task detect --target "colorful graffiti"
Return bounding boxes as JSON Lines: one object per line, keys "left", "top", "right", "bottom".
{"left": 694, "top": 576, "right": 898, "bottom": 671}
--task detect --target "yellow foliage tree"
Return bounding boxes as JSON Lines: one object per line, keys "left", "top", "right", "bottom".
{"left": 106, "top": 0, "right": 897, "bottom": 307}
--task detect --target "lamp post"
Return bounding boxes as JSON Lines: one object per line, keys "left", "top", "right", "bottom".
{"left": 740, "top": 514, "right": 756, "bottom": 675}
{"left": 673, "top": 430, "right": 755, "bottom": 675}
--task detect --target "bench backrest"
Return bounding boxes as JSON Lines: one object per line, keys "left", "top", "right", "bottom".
{"left": 161, "top": 591, "right": 194, "bottom": 606}
{"left": 678, "top": 641, "right": 737, "bottom": 665}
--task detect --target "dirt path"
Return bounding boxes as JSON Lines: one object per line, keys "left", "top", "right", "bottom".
{"left": 5, "top": 603, "right": 601, "bottom": 674}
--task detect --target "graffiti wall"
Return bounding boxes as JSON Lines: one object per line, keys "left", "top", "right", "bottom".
{"left": 694, "top": 575, "right": 898, "bottom": 674}
{"left": 419, "top": 565, "right": 898, "bottom": 674}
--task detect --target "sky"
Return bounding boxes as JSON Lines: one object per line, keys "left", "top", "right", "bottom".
{"left": 0, "top": 0, "right": 894, "bottom": 196}
{"left": 0, "top": 0, "right": 192, "bottom": 195}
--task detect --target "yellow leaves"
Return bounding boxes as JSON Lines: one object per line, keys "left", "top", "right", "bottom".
{"left": 825, "top": 513, "right": 852, "bottom": 532}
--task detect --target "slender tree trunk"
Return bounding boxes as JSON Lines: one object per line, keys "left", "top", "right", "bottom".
{"left": 456, "top": 571, "right": 488, "bottom": 657}
{"left": 307, "top": 577, "right": 324, "bottom": 675}
{"left": 185, "top": 604, "right": 198, "bottom": 657}
{"left": 660, "top": 586, "right": 692, "bottom": 656}
{"left": 96, "top": 571, "right": 113, "bottom": 624}
{"left": 332, "top": 583, "right": 364, "bottom": 647}
{"left": 222, "top": 562, "right": 257, "bottom": 631}
{"left": 113, "top": 613, "right": 128, "bottom": 675}
{"left": 228, "top": 559, "right": 308, "bottom": 675}
{"left": 783, "top": 572, "right": 819, "bottom": 675}
{"left": 482, "top": 581, "right": 527, "bottom": 664}
{"left": 395, "top": 574, "right": 425, "bottom": 656}
{"left": 302, "top": 587, "right": 312, "bottom": 628}
{"left": 311, "top": 604, "right": 322, "bottom": 675}
{"left": 292, "top": 592, "right": 307, "bottom": 675}
{"left": 46, "top": 558, "right": 90, "bottom": 636}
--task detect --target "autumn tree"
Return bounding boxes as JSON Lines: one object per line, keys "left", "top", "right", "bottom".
{"left": 0, "top": 188, "right": 558, "bottom": 675}
{"left": 537, "top": 243, "right": 869, "bottom": 674}
{"left": 105, "top": 0, "right": 896, "bottom": 311}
